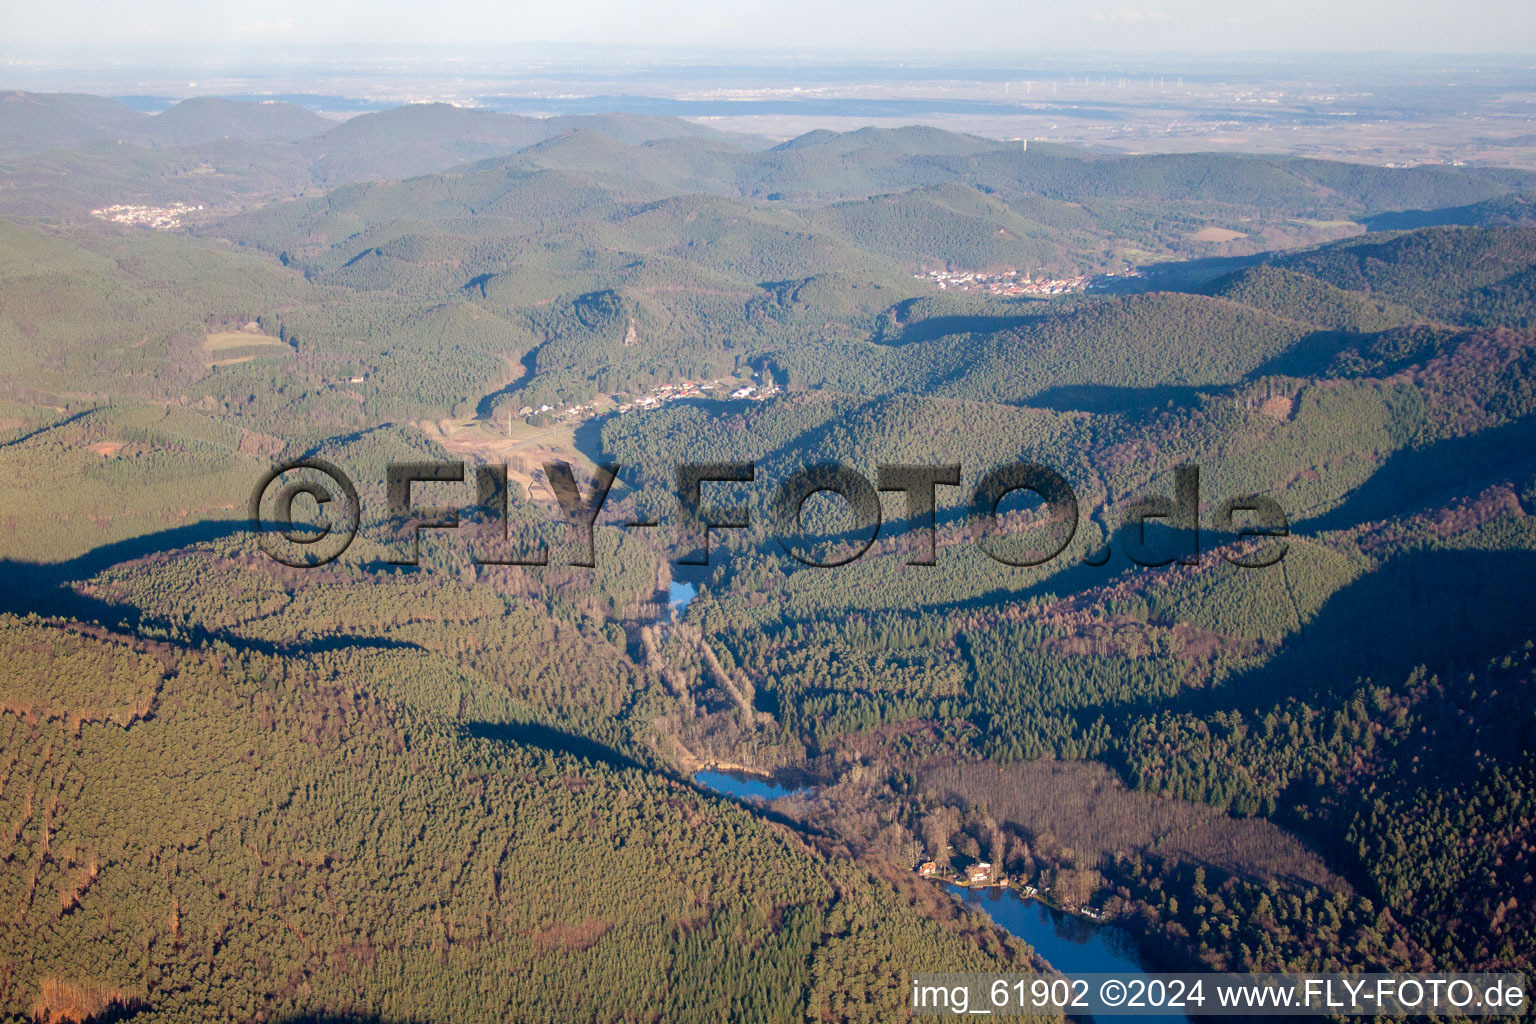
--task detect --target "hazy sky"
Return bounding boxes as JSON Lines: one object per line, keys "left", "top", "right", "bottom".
{"left": 3, "top": 0, "right": 1534, "bottom": 55}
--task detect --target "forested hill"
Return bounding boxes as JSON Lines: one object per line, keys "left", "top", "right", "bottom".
{"left": 0, "top": 92, "right": 745, "bottom": 158}
{"left": 0, "top": 91, "right": 332, "bottom": 153}
{"left": 4, "top": 92, "right": 1534, "bottom": 221}
{"left": 1268, "top": 225, "right": 1536, "bottom": 328}
{"left": 0, "top": 611, "right": 1040, "bottom": 1023}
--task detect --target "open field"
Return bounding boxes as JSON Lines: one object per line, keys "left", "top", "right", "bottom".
{"left": 1188, "top": 227, "right": 1248, "bottom": 243}
{"left": 420, "top": 418, "right": 596, "bottom": 501}
{"left": 202, "top": 324, "right": 286, "bottom": 351}
{"left": 202, "top": 323, "right": 289, "bottom": 367}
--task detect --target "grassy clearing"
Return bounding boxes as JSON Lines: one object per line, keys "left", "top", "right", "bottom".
{"left": 203, "top": 324, "right": 288, "bottom": 353}
{"left": 202, "top": 325, "right": 290, "bottom": 367}
{"left": 1189, "top": 227, "right": 1249, "bottom": 243}
{"left": 1288, "top": 218, "right": 1360, "bottom": 230}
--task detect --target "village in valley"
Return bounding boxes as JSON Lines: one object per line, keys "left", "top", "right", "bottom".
{"left": 918, "top": 266, "right": 1093, "bottom": 297}
{"left": 427, "top": 369, "right": 784, "bottom": 498}
{"left": 506, "top": 371, "right": 780, "bottom": 430}
{"left": 89, "top": 201, "right": 204, "bottom": 230}
{"left": 918, "top": 265, "right": 1148, "bottom": 297}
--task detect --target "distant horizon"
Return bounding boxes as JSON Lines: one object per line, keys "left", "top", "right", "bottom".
{"left": 6, "top": 35, "right": 1533, "bottom": 169}
{"left": 5, "top": 46, "right": 1533, "bottom": 103}
{"left": 6, "top": 45, "right": 1536, "bottom": 65}
{"left": 3, "top": 0, "right": 1534, "bottom": 58}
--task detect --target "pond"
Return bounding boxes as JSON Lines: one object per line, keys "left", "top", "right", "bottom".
{"left": 668, "top": 580, "right": 697, "bottom": 616}
{"left": 693, "top": 769, "right": 809, "bottom": 803}
{"left": 953, "top": 886, "right": 1190, "bottom": 1024}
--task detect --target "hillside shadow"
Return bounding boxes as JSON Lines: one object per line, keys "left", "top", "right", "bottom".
{"left": 0, "top": 518, "right": 251, "bottom": 614}
{"left": 0, "top": 518, "right": 444, "bottom": 660}
{"left": 1027, "top": 383, "right": 1207, "bottom": 414}
{"left": 1244, "top": 328, "right": 1360, "bottom": 378}
{"left": 462, "top": 720, "right": 643, "bottom": 773}
{"left": 471, "top": 344, "right": 539, "bottom": 420}
{"left": 0, "top": 406, "right": 100, "bottom": 449}
{"left": 1359, "top": 198, "right": 1535, "bottom": 232}
{"left": 1132, "top": 251, "right": 1276, "bottom": 292}
{"left": 1085, "top": 546, "right": 1536, "bottom": 890}
{"left": 882, "top": 311, "right": 1041, "bottom": 347}
{"left": 570, "top": 413, "right": 613, "bottom": 466}
{"left": 299, "top": 423, "right": 398, "bottom": 458}
{"left": 11, "top": 582, "right": 428, "bottom": 661}
{"left": 1112, "top": 548, "right": 1536, "bottom": 726}
{"left": 1303, "top": 414, "right": 1536, "bottom": 532}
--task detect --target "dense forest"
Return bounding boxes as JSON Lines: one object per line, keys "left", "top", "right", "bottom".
{"left": 3, "top": 93, "right": 1535, "bottom": 1021}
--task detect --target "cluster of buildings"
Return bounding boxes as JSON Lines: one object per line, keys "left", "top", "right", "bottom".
{"left": 623, "top": 378, "right": 726, "bottom": 412}
{"left": 618, "top": 376, "right": 779, "bottom": 411}
{"left": 516, "top": 375, "right": 779, "bottom": 425}
{"left": 89, "top": 202, "right": 203, "bottom": 230}
{"left": 518, "top": 401, "right": 581, "bottom": 420}
{"left": 917, "top": 268, "right": 1092, "bottom": 297}
{"left": 915, "top": 859, "right": 1103, "bottom": 920}
{"left": 917, "top": 860, "right": 1002, "bottom": 886}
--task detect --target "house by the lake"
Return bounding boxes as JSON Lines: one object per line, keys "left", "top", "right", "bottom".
{"left": 966, "top": 862, "right": 995, "bottom": 885}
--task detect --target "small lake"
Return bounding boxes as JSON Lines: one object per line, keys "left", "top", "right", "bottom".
{"left": 668, "top": 580, "right": 697, "bottom": 616}
{"left": 953, "top": 886, "right": 1189, "bottom": 1024}
{"left": 694, "top": 765, "right": 1178, "bottom": 1023}
{"left": 693, "top": 769, "right": 809, "bottom": 803}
